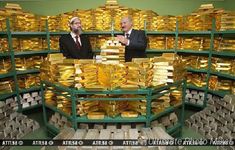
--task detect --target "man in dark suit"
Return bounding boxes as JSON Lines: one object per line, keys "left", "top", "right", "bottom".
{"left": 59, "top": 17, "right": 93, "bottom": 59}
{"left": 116, "top": 16, "right": 147, "bottom": 62}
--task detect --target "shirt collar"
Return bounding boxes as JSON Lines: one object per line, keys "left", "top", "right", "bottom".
{"left": 125, "top": 28, "right": 132, "bottom": 35}
{"left": 70, "top": 32, "right": 78, "bottom": 38}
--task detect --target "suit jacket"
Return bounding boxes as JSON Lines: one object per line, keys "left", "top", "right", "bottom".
{"left": 59, "top": 34, "right": 93, "bottom": 59}
{"left": 125, "top": 29, "right": 147, "bottom": 62}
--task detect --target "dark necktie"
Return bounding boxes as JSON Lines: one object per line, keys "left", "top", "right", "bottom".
{"left": 75, "top": 36, "right": 81, "bottom": 49}
{"left": 126, "top": 33, "right": 130, "bottom": 39}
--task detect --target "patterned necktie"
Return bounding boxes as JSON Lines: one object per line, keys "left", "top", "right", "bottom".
{"left": 75, "top": 36, "right": 81, "bottom": 49}
{"left": 126, "top": 33, "right": 130, "bottom": 39}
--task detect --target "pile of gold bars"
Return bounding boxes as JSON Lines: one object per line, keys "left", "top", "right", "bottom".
{"left": 211, "top": 58, "right": 234, "bottom": 75}
{"left": 93, "top": 7, "right": 112, "bottom": 31}
{"left": 89, "top": 35, "right": 112, "bottom": 50}
{"left": 40, "top": 53, "right": 64, "bottom": 82}
{"left": 76, "top": 94, "right": 146, "bottom": 119}
{"left": 15, "top": 56, "right": 44, "bottom": 71}
{"left": 78, "top": 60, "right": 100, "bottom": 89}
{"left": 56, "top": 93, "right": 72, "bottom": 115}
{"left": 148, "top": 36, "right": 175, "bottom": 50}
{"left": 178, "top": 37, "right": 211, "bottom": 50}
{"left": 0, "top": 58, "right": 11, "bottom": 74}
{"left": 0, "top": 79, "right": 13, "bottom": 94}
{"left": 151, "top": 53, "right": 186, "bottom": 87}
{"left": 152, "top": 93, "right": 170, "bottom": 114}
{"left": 132, "top": 58, "right": 153, "bottom": 88}
{"left": 220, "top": 11, "right": 235, "bottom": 31}
{"left": 0, "top": 9, "right": 7, "bottom": 31}
{"left": 19, "top": 38, "right": 47, "bottom": 51}
{"left": 0, "top": 38, "right": 8, "bottom": 52}
{"left": 187, "top": 73, "right": 207, "bottom": 87}
{"left": 98, "top": 64, "right": 126, "bottom": 90}
{"left": 57, "top": 59, "right": 75, "bottom": 87}
{"left": 77, "top": 100, "right": 100, "bottom": 117}
{"left": 47, "top": 16, "right": 60, "bottom": 32}
{"left": 183, "top": 4, "right": 222, "bottom": 31}
{"left": 50, "top": 36, "right": 60, "bottom": 50}
{"left": 170, "top": 89, "right": 182, "bottom": 106}
{"left": 218, "top": 38, "right": 235, "bottom": 52}
{"left": 1, "top": 3, "right": 47, "bottom": 31}
{"left": 17, "top": 74, "right": 40, "bottom": 89}
{"left": 209, "top": 76, "right": 233, "bottom": 92}
{"left": 99, "top": 40, "right": 125, "bottom": 64}
{"left": 149, "top": 16, "right": 176, "bottom": 31}
{"left": 44, "top": 87, "right": 57, "bottom": 106}
{"left": 182, "top": 56, "right": 208, "bottom": 69}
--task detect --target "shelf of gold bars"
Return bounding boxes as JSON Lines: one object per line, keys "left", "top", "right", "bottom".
{"left": 40, "top": 39, "right": 186, "bottom": 120}
{"left": 0, "top": 3, "right": 234, "bottom": 32}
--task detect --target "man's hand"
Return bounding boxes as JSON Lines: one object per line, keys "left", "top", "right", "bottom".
{"left": 116, "top": 35, "right": 129, "bottom": 45}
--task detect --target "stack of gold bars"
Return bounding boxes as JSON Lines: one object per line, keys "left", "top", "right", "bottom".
{"left": 0, "top": 58, "right": 11, "bottom": 74}
{"left": 150, "top": 16, "right": 176, "bottom": 31}
{"left": 170, "top": 89, "right": 182, "bottom": 106}
{"left": 187, "top": 56, "right": 208, "bottom": 69}
{"left": 78, "top": 61, "right": 100, "bottom": 89}
{"left": 187, "top": 73, "right": 207, "bottom": 87}
{"left": 57, "top": 59, "right": 75, "bottom": 87}
{"left": 89, "top": 35, "right": 112, "bottom": 50}
{"left": 77, "top": 100, "right": 100, "bottom": 117}
{"left": 152, "top": 53, "right": 186, "bottom": 87}
{"left": 0, "top": 38, "right": 8, "bottom": 52}
{"left": 15, "top": 56, "right": 44, "bottom": 70}
{"left": 184, "top": 4, "right": 221, "bottom": 31}
{"left": 18, "top": 38, "right": 47, "bottom": 51}
{"left": 218, "top": 38, "right": 235, "bottom": 52}
{"left": 178, "top": 37, "right": 211, "bottom": 50}
{"left": 127, "top": 95, "right": 146, "bottom": 116}
{"left": 209, "top": 76, "right": 233, "bottom": 92}
{"left": 0, "top": 9, "right": 7, "bottom": 31}
{"left": 0, "top": 79, "right": 13, "bottom": 94}
{"left": 47, "top": 16, "right": 60, "bottom": 31}
{"left": 93, "top": 7, "right": 112, "bottom": 31}
{"left": 132, "top": 58, "right": 153, "bottom": 88}
{"left": 15, "top": 12, "right": 39, "bottom": 31}
{"left": 12, "top": 38, "right": 20, "bottom": 51}
{"left": 123, "top": 62, "right": 140, "bottom": 89}
{"left": 56, "top": 93, "right": 72, "bottom": 115}
{"left": 97, "top": 64, "right": 126, "bottom": 90}
{"left": 50, "top": 36, "right": 60, "bottom": 50}
{"left": 99, "top": 40, "right": 125, "bottom": 64}
{"left": 220, "top": 11, "right": 235, "bottom": 31}
{"left": 17, "top": 74, "right": 40, "bottom": 89}
{"left": 211, "top": 58, "right": 233, "bottom": 74}
{"left": 44, "top": 87, "right": 57, "bottom": 106}
{"left": 148, "top": 36, "right": 175, "bottom": 50}
{"left": 40, "top": 53, "right": 64, "bottom": 82}
{"left": 152, "top": 93, "right": 170, "bottom": 114}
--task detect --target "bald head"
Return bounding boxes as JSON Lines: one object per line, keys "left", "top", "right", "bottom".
{"left": 121, "top": 16, "right": 133, "bottom": 33}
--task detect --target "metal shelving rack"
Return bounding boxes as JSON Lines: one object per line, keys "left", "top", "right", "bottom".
{"left": 41, "top": 80, "right": 186, "bottom": 137}
{"left": 0, "top": 18, "right": 60, "bottom": 112}
{"left": 1, "top": 17, "right": 234, "bottom": 112}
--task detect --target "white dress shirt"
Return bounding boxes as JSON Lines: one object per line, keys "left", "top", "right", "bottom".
{"left": 70, "top": 32, "right": 82, "bottom": 46}
{"left": 125, "top": 29, "right": 132, "bottom": 46}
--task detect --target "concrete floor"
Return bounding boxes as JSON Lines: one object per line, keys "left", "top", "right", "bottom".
{"left": 10, "top": 107, "right": 218, "bottom": 150}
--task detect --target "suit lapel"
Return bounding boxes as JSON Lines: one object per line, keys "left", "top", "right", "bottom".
{"left": 129, "top": 29, "right": 135, "bottom": 40}
{"left": 69, "top": 34, "right": 82, "bottom": 49}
